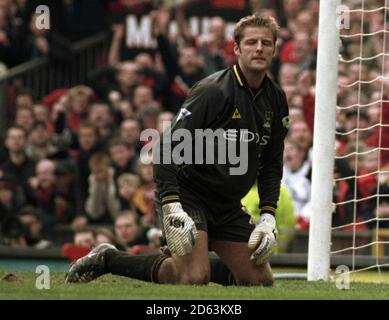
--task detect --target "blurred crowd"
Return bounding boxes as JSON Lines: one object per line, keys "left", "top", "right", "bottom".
{"left": 0, "top": 0, "right": 388, "bottom": 259}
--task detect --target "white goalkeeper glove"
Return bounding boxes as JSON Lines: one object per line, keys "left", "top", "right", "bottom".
{"left": 162, "top": 202, "right": 197, "bottom": 256}
{"left": 248, "top": 213, "right": 278, "bottom": 265}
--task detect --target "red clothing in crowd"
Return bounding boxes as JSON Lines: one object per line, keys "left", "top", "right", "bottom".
{"left": 366, "top": 99, "right": 389, "bottom": 166}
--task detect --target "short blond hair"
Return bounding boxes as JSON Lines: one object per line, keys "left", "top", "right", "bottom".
{"left": 234, "top": 14, "right": 280, "bottom": 45}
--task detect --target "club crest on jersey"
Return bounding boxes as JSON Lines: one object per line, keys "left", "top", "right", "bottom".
{"left": 176, "top": 108, "right": 192, "bottom": 122}
{"left": 232, "top": 108, "right": 241, "bottom": 119}
{"left": 264, "top": 111, "right": 273, "bottom": 128}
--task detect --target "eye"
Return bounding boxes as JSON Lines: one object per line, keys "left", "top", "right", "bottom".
{"left": 246, "top": 39, "right": 257, "bottom": 45}
{"left": 263, "top": 40, "right": 273, "bottom": 46}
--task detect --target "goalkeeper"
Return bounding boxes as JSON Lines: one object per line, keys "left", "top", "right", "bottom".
{"left": 66, "top": 14, "right": 289, "bottom": 286}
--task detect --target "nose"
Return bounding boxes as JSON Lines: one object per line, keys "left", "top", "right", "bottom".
{"left": 256, "top": 41, "right": 263, "bottom": 52}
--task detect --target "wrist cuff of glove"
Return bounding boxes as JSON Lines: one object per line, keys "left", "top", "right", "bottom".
{"left": 259, "top": 205, "right": 276, "bottom": 217}
{"left": 162, "top": 202, "right": 184, "bottom": 215}
{"left": 161, "top": 193, "right": 180, "bottom": 205}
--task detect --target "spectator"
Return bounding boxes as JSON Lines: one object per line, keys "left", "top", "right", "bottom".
{"left": 26, "top": 121, "right": 59, "bottom": 161}
{"left": 0, "top": 216, "right": 27, "bottom": 248}
{"left": 131, "top": 85, "right": 157, "bottom": 111}
{"left": 137, "top": 104, "right": 161, "bottom": 130}
{"left": 289, "top": 119, "right": 313, "bottom": 154}
{"left": 95, "top": 227, "right": 119, "bottom": 247}
{"left": 32, "top": 104, "right": 54, "bottom": 135}
{"left": 14, "top": 107, "right": 35, "bottom": 135}
{"left": 132, "top": 156, "right": 156, "bottom": 226}
{"left": 73, "top": 228, "right": 96, "bottom": 248}
{"left": 59, "top": 85, "right": 94, "bottom": 134}
{"left": 108, "top": 138, "right": 139, "bottom": 178}
{"left": 151, "top": 7, "right": 207, "bottom": 113}
{"left": 0, "top": 176, "right": 23, "bottom": 224}
{"left": 282, "top": 138, "right": 312, "bottom": 228}
{"left": 119, "top": 119, "right": 142, "bottom": 153}
{"left": 0, "top": 126, "right": 36, "bottom": 200}
{"left": 114, "top": 211, "right": 152, "bottom": 250}
{"left": 72, "top": 122, "right": 104, "bottom": 212}
{"left": 85, "top": 152, "right": 121, "bottom": 224}
{"left": 278, "top": 63, "right": 299, "bottom": 87}
{"left": 88, "top": 61, "right": 141, "bottom": 102}
{"left": 14, "top": 88, "right": 34, "bottom": 110}
{"left": 88, "top": 103, "right": 115, "bottom": 141}
{"left": 176, "top": 2, "right": 235, "bottom": 72}
{"left": 117, "top": 173, "right": 141, "bottom": 212}
{"left": 30, "top": 159, "right": 76, "bottom": 229}
{"left": 156, "top": 111, "right": 175, "bottom": 135}
{"left": 19, "top": 206, "right": 52, "bottom": 249}
{"left": 280, "top": 31, "right": 315, "bottom": 71}
{"left": 61, "top": 227, "right": 95, "bottom": 261}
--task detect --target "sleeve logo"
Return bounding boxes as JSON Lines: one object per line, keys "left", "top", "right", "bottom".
{"left": 176, "top": 108, "right": 192, "bottom": 122}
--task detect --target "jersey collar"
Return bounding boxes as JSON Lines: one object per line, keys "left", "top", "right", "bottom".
{"left": 233, "top": 63, "right": 268, "bottom": 90}
{"left": 232, "top": 63, "right": 268, "bottom": 99}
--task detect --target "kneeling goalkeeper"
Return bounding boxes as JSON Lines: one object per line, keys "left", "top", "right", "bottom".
{"left": 66, "top": 14, "right": 289, "bottom": 286}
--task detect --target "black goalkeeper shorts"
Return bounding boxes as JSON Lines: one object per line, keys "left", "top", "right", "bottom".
{"left": 156, "top": 190, "right": 254, "bottom": 243}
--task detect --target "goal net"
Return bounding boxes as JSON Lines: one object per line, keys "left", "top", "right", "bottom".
{"left": 329, "top": 0, "right": 389, "bottom": 281}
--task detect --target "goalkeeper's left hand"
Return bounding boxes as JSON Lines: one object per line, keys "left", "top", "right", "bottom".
{"left": 248, "top": 213, "right": 278, "bottom": 265}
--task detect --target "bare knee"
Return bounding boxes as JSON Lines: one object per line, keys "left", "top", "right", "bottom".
{"left": 235, "top": 266, "right": 274, "bottom": 287}
{"left": 180, "top": 269, "right": 210, "bottom": 285}
{"left": 158, "top": 258, "right": 179, "bottom": 284}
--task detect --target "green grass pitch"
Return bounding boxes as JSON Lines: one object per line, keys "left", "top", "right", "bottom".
{"left": 1, "top": 270, "right": 389, "bottom": 300}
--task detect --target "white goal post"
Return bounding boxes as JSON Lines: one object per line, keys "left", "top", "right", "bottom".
{"left": 308, "top": 0, "right": 389, "bottom": 282}
{"left": 307, "top": 0, "right": 341, "bottom": 281}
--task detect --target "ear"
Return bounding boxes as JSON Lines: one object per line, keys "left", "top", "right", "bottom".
{"left": 233, "top": 42, "right": 241, "bottom": 57}
{"left": 272, "top": 39, "right": 277, "bottom": 57}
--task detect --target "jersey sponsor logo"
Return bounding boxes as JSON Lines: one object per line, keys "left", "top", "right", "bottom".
{"left": 223, "top": 129, "right": 270, "bottom": 146}
{"left": 232, "top": 108, "right": 242, "bottom": 119}
{"left": 176, "top": 108, "right": 192, "bottom": 122}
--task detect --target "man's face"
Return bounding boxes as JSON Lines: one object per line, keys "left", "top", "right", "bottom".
{"left": 133, "top": 86, "right": 153, "bottom": 110}
{"left": 29, "top": 125, "right": 49, "bottom": 146}
{"left": 117, "top": 63, "right": 140, "bottom": 88}
{"left": 209, "top": 18, "right": 225, "bottom": 42}
{"left": 120, "top": 120, "right": 141, "bottom": 143}
{"left": 179, "top": 47, "right": 200, "bottom": 75}
{"left": 6, "top": 128, "right": 26, "bottom": 153}
{"left": 33, "top": 105, "right": 49, "bottom": 122}
{"left": 36, "top": 161, "right": 55, "bottom": 189}
{"left": 234, "top": 27, "right": 275, "bottom": 73}
{"left": 71, "top": 94, "right": 89, "bottom": 114}
{"left": 110, "top": 145, "right": 133, "bottom": 168}
{"left": 115, "top": 215, "right": 139, "bottom": 244}
{"left": 283, "top": 142, "right": 305, "bottom": 171}
{"left": 16, "top": 94, "right": 33, "bottom": 109}
{"left": 78, "top": 127, "right": 97, "bottom": 151}
{"left": 15, "top": 109, "right": 34, "bottom": 132}
{"left": 74, "top": 232, "right": 95, "bottom": 247}
{"left": 89, "top": 105, "right": 112, "bottom": 128}
{"left": 290, "top": 122, "right": 312, "bottom": 149}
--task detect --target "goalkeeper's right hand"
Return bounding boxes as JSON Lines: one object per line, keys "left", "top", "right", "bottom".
{"left": 162, "top": 202, "right": 197, "bottom": 256}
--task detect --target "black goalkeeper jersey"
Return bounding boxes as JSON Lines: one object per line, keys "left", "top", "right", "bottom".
{"left": 154, "top": 63, "right": 289, "bottom": 218}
